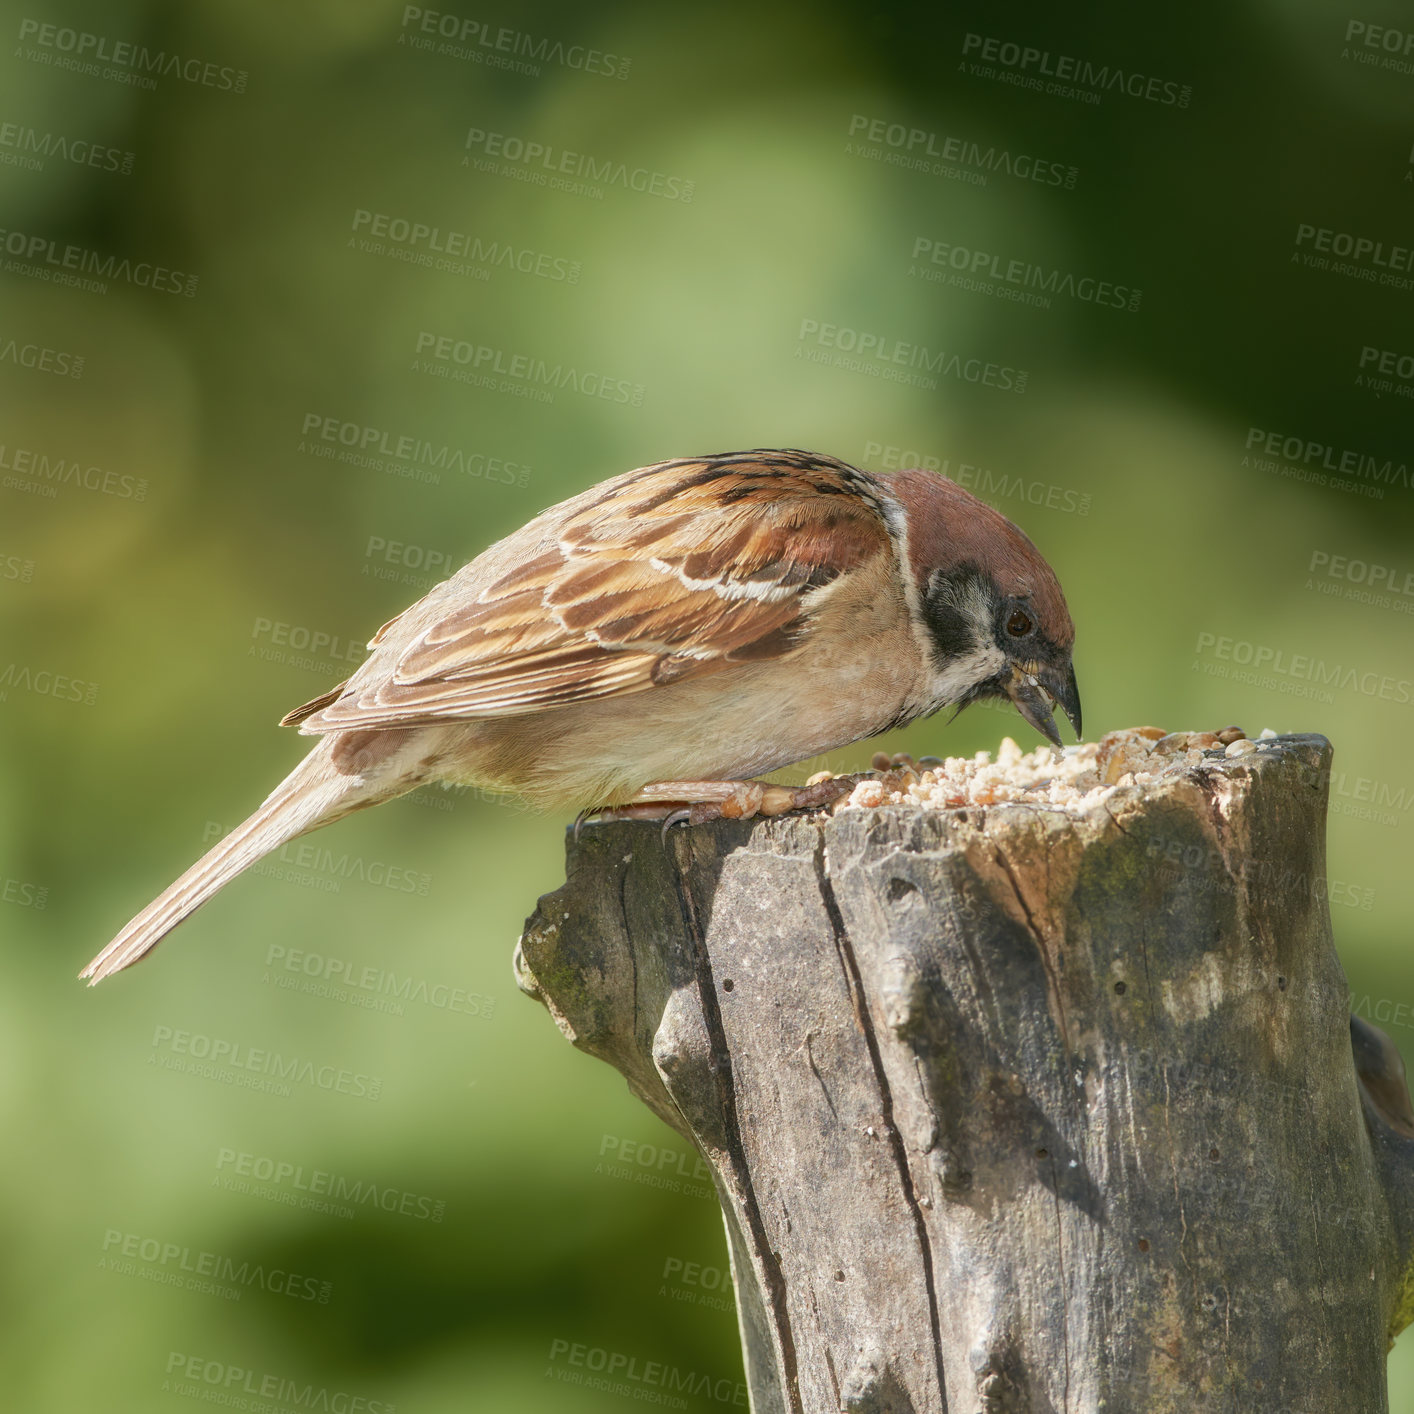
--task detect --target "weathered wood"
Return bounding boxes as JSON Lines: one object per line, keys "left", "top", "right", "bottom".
{"left": 515, "top": 733, "right": 1414, "bottom": 1413}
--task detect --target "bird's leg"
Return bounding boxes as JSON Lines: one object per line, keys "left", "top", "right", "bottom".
{"left": 582, "top": 755, "right": 928, "bottom": 830}
{"left": 586, "top": 775, "right": 869, "bottom": 827}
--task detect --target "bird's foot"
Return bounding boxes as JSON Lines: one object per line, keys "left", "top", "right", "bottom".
{"left": 577, "top": 757, "right": 931, "bottom": 837}
{"left": 584, "top": 775, "right": 868, "bottom": 831}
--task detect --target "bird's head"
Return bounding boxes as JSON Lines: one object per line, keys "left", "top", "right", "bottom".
{"left": 887, "top": 468, "right": 1081, "bottom": 746}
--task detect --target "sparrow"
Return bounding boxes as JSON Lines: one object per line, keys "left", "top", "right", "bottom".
{"left": 82, "top": 448, "right": 1079, "bottom": 984}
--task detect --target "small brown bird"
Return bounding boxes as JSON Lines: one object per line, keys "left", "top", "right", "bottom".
{"left": 82, "top": 449, "right": 1079, "bottom": 984}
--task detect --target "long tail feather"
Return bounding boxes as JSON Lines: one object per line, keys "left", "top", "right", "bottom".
{"left": 81, "top": 745, "right": 389, "bottom": 985}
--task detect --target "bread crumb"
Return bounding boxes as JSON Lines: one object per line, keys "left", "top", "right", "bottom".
{"left": 846, "top": 779, "right": 888, "bottom": 809}
{"left": 829, "top": 727, "right": 1279, "bottom": 818}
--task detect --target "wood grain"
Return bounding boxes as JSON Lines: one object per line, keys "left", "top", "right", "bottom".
{"left": 517, "top": 733, "right": 1414, "bottom": 1414}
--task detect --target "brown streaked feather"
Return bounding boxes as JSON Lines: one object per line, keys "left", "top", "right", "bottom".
{"left": 280, "top": 683, "right": 346, "bottom": 727}
{"left": 368, "top": 611, "right": 407, "bottom": 648}
{"left": 292, "top": 451, "right": 896, "bottom": 733}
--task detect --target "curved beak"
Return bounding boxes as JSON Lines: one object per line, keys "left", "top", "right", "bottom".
{"left": 1003, "top": 661, "right": 1082, "bottom": 746}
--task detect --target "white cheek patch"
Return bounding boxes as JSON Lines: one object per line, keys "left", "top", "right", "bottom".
{"left": 926, "top": 642, "right": 1006, "bottom": 711}
{"left": 915, "top": 573, "right": 1003, "bottom": 710}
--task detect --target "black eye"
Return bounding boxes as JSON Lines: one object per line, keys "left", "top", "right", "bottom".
{"left": 1006, "top": 608, "right": 1033, "bottom": 637}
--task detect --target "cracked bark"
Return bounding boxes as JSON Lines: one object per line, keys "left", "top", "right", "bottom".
{"left": 515, "top": 733, "right": 1414, "bottom": 1413}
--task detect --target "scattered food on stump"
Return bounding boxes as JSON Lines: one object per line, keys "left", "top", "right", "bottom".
{"left": 804, "top": 724, "right": 1280, "bottom": 813}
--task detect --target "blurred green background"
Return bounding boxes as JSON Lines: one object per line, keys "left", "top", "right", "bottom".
{"left": 3, "top": 0, "right": 1413, "bottom": 1408}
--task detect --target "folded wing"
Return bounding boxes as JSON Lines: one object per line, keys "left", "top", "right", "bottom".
{"left": 286, "top": 450, "right": 894, "bottom": 732}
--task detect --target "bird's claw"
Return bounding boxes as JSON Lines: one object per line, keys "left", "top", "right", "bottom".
{"left": 575, "top": 775, "right": 866, "bottom": 838}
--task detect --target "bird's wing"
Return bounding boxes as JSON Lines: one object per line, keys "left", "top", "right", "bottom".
{"left": 285, "top": 451, "right": 895, "bottom": 731}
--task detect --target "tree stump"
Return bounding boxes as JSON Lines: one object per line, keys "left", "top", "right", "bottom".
{"left": 515, "top": 732, "right": 1414, "bottom": 1414}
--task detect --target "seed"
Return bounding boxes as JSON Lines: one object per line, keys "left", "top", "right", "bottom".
{"left": 1102, "top": 751, "right": 1132, "bottom": 785}
{"left": 759, "top": 786, "right": 801, "bottom": 815}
